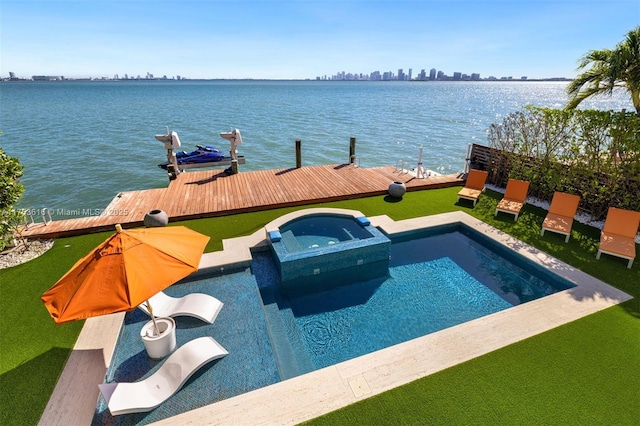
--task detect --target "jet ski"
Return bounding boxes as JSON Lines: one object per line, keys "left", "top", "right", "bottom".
{"left": 158, "top": 144, "right": 226, "bottom": 169}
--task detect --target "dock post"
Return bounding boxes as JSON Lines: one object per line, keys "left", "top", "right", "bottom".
{"left": 295, "top": 139, "right": 302, "bottom": 168}
{"left": 230, "top": 159, "right": 238, "bottom": 174}
{"left": 349, "top": 137, "right": 356, "bottom": 164}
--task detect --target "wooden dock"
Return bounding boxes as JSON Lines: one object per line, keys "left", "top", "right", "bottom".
{"left": 21, "top": 164, "right": 464, "bottom": 239}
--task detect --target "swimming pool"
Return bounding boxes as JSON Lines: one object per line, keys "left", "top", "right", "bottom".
{"left": 94, "top": 211, "right": 592, "bottom": 424}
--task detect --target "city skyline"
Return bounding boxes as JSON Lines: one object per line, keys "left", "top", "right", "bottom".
{"left": 317, "top": 67, "right": 571, "bottom": 81}
{"left": 5, "top": 65, "right": 572, "bottom": 82}
{"left": 2, "top": 1, "right": 637, "bottom": 80}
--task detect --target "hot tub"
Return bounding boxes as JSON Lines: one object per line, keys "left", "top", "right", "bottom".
{"left": 265, "top": 209, "right": 391, "bottom": 293}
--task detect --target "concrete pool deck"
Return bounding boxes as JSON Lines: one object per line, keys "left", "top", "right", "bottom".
{"left": 39, "top": 210, "right": 632, "bottom": 426}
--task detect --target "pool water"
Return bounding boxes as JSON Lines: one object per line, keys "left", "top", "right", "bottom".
{"left": 96, "top": 225, "right": 574, "bottom": 424}
{"left": 258, "top": 229, "right": 573, "bottom": 375}
{"left": 93, "top": 268, "right": 280, "bottom": 425}
{"left": 390, "top": 227, "right": 571, "bottom": 305}
{"left": 259, "top": 255, "right": 511, "bottom": 374}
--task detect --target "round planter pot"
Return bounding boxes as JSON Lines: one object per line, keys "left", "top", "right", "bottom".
{"left": 143, "top": 209, "right": 169, "bottom": 227}
{"left": 140, "top": 317, "right": 176, "bottom": 359}
{"left": 388, "top": 181, "right": 407, "bottom": 198}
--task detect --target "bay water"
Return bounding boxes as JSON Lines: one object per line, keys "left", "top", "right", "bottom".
{"left": 0, "top": 80, "right": 630, "bottom": 219}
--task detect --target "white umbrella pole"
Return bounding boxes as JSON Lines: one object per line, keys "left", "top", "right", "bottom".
{"left": 145, "top": 300, "right": 161, "bottom": 336}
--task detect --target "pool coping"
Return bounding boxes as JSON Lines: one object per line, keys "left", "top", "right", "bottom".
{"left": 264, "top": 207, "right": 366, "bottom": 233}
{"left": 39, "top": 210, "right": 633, "bottom": 426}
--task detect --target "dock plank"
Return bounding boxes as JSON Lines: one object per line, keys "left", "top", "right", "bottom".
{"left": 21, "top": 164, "right": 463, "bottom": 239}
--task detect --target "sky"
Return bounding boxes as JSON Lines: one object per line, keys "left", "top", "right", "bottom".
{"left": 1, "top": 0, "right": 638, "bottom": 80}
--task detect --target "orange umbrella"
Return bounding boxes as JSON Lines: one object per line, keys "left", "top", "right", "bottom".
{"left": 41, "top": 224, "right": 210, "bottom": 326}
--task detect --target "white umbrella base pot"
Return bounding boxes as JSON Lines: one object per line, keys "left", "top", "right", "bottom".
{"left": 140, "top": 317, "right": 177, "bottom": 359}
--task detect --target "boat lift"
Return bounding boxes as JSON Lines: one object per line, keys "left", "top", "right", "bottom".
{"left": 155, "top": 127, "right": 246, "bottom": 180}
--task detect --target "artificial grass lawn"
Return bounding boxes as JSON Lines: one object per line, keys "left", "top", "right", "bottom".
{"left": 305, "top": 304, "right": 640, "bottom": 426}
{"left": 1, "top": 187, "right": 638, "bottom": 425}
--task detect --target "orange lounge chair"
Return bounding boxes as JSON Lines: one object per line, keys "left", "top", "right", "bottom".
{"left": 596, "top": 207, "right": 640, "bottom": 268}
{"left": 540, "top": 192, "right": 581, "bottom": 242}
{"left": 494, "top": 179, "right": 530, "bottom": 221}
{"left": 457, "top": 169, "right": 489, "bottom": 206}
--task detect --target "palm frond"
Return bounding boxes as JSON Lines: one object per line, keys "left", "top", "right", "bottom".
{"left": 567, "top": 26, "right": 640, "bottom": 113}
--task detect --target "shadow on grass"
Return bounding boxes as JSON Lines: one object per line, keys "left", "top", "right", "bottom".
{"left": 0, "top": 347, "right": 71, "bottom": 426}
{"left": 383, "top": 195, "right": 403, "bottom": 203}
{"left": 472, "top": 189, "right": 639, "bottom": 319}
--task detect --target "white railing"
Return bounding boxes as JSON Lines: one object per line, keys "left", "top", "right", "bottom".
{"left": 395, "top": 159, "right": 410, "bottom": 174}
{"left": 24, "top": 208, "right": 52, "bottom": 228}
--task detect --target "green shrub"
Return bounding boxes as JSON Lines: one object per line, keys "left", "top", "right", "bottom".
{"left": 487, "top": 107, "right": 640, "bottom": 219}
{"left": 0, "top": 146, "right": 25, "bottom": 251}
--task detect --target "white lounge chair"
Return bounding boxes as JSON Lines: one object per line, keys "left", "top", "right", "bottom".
{"left": 138, "top": 291, "right": 223, "bottom": 324}
{"left": 98, "top": 336, "right": 228, "bottom": 416}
